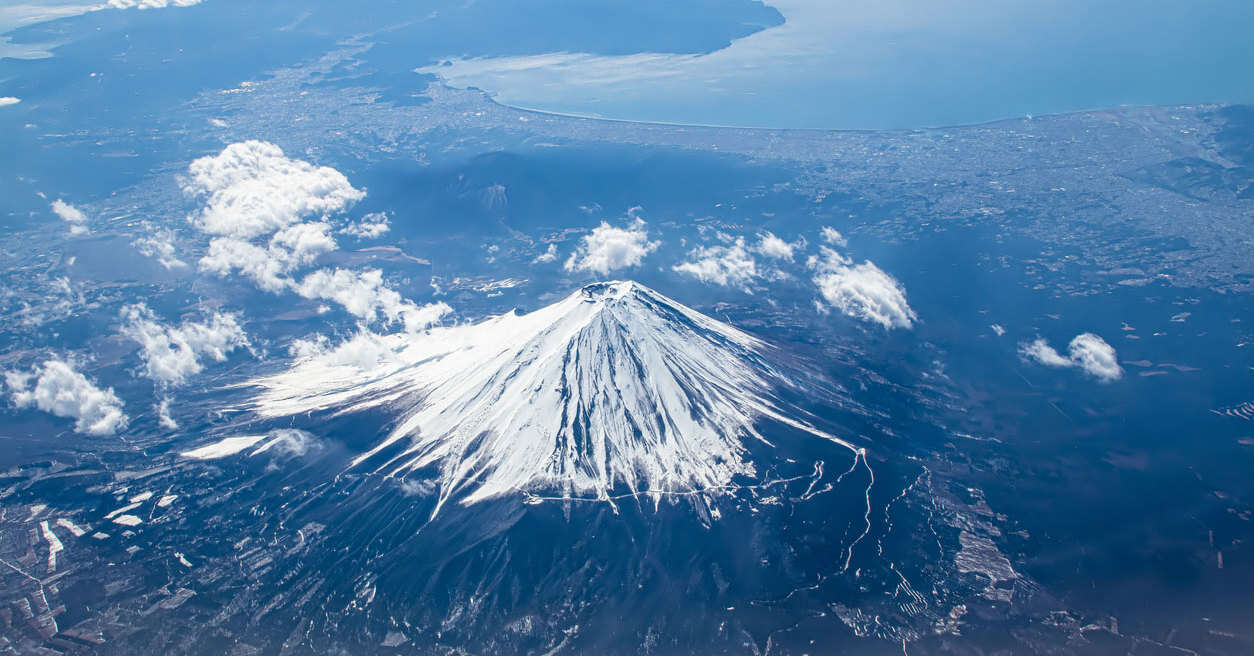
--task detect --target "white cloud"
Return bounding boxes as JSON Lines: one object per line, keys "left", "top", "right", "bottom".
{"left": 133, "top": 227, "right": 187, "bottom": 269}
{"left": 269, "top": 221, "right": 338, "bottom": 266}
{"left": 295, "top": 268, "right": 452, "bottom": 332}
{"left": 673, "top": 237, "right": 759, "bottom": 289}
{"left": 340, "top": 212, "right": 390, "bottom": 239}
{"left": 533, "top": 243, "right": 558, "bottom": 263}
{"left": 1068, "top": 333, "right": 1123, "bottom": 381}
{"left": 754, "top": 231, "right": 801, "bottom": 260}
{"left": 198, "top": 232, "right": 445, "bottom": 333}
{"left": 0, "top": 97, "right": 20, "bottom": 107}
{"left": 181, "top": 141, "right": 449, "bottom": 335}
{"left": 51, "top": 199, "right": 88, "bottom": 235}
{"left": 120, "top": 304, "right": 250, "bottom": 386}
{"left": 287, "top": 331, "right": 396, "bottom": 370}
{"left": 820, "top": 226, "right": 848, "bottom": 247}
{"left": 198, "top": 222, "right": 337, "bottom": 292}
{"left": 199, "top": 237, "right": 289, "bottom": 292}
{"left": 295, "top": 268, "right": 402, "bottom": 322}
{"left": 1019, "top": 338, "right": 1071, "bottom": 368}
{"left": 809, "top": 246, "right": 915, "bottom": 329}
{"left": 5, "top": 359, "right": 127, "bottom": 435}
{"left": 563, "top": 219, "right": 659, "bottom": 275}
{"left": 1020, "top": 333, "right": 1123, "bottom": 382}
{"left": 183, "top": 140, "right": 364, "bottom": 240}
{"left": 156, "top": 397, "right": 178, "bottom": 429}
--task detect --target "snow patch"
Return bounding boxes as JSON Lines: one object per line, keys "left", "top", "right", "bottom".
{"left": 180, "top": 435, "right": 268, "bottom": 459}
{"left": 113, "top": 514, "right": 142, "bottom": 527}
{"left": 56, "top": 518, "right": 87, "bottom": 537}
{"left": 39, "top": 521, "right": 63, "bottom": 572}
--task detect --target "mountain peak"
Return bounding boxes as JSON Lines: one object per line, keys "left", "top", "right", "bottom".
{"left": 578, "top": 279, "right": 639, "bottom": 299}
{"left": 245, "top": 282, "right": 853, "bottom": 514}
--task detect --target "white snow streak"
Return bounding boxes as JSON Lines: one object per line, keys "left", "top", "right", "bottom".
{"left": 180, "top": 435, "right": 267, "bottom": 459}
{"left": 245, "top": 281, "right": 855, "bottom": 514}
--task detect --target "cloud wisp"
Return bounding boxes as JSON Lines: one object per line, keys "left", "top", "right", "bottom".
{"left": 51, "top": 199, "right": 89, "bottom": 236}
{"left": 533, "top": 243, "right": 559, "bottom": 264}
{"left": 820, "top": 226, "right": 848, "bottom": 247}
{"left": 133, "top": 226, "right": 188, "bottom": 269}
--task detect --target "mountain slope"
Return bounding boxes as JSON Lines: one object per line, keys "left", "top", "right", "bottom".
{"left": 246, "top": 281, "right": 856, "bottom": 512}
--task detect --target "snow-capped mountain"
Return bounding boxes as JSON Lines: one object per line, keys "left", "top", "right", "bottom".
{"left": 246, "top": 281, "right": 857, "bottom": 513}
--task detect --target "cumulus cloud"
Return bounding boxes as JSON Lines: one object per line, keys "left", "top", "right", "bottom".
{"left": 1068, "top": 334, "right": 1124, "bottom": 381}
{"left": 295, "top": 268, "right": 401, "bottom": 322}
{"left": 340, "top": 213, "right": 390, "bottom": 239}
{"left": 182, "top": 141, "right": 449, "bottom": 333}
{"left": 120, "top": 304, "right": 250, "bottom": 386}
{"left": 0, "top": 97, "right": 20, "bottom": 107}
{"left": 533, "top": 243, "right": 558, "bottom": 264}
{"left": 754, "top": 232, "right": 802, "bottom": 260}
{"left": 183, "top": 140, "right": 364, "bottom": 239}
{"left": 269, "top": 222, "right": 338, "bottom": 266}
{"left": 199, "top": 237, "right": 288, "bottom": 291}
{"left": 820, "top": 226, "right": 848, "bottom": 247}
{"left": 197, "top": 218, "right": 444, "bottom": 330}
{"left": 564, "top": 219, "right": 659, "bottom": 275}
{"left": 51, "top": 199, "right": 88, "bottom": 235}
{"left": 809, "top": 246, "right": 916, "bottom": 330}
{"left": 198, "top": 220, "right": 336, "bottom": 292}
{"left": 5, "top": 359, "right": 127, "bottom": 435}
{"left": 1020, "top": 333, "right": 1123, "bottom": 382}
{"left": 295, "top": 268, "right": 452, "bottom": 332}
{"left": 673, "top": 237, "right": 758, "bottom": 289}
{"left": 133, "top": 227, "right": 187, "bottom": 269}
